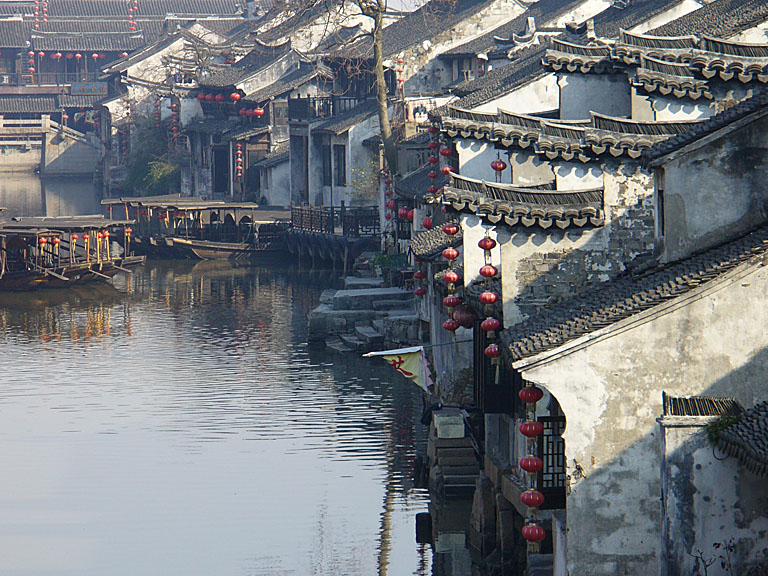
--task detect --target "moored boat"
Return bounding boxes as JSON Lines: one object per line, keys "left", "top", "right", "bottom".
{"left": 0, "top": 216, "right": 146, "bottom": 291}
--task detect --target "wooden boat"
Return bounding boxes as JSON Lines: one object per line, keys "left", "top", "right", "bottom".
{"left": 0, "top": 216, "right": 146, "bottom": 291}
{"left": 101, "top": 195, "right": 289, "bottom": 261}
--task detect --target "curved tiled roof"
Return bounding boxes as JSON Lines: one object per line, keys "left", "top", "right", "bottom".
{"left": 503, "top": 224, "right": 768, "bottom": 362}
{"left": 44, "top": 0, "right": 242, "bottom": 18}
{"left": 0, "top": 95, "right": 58, "bottom": 114}
{"left": 719, "top": 401, "right": 768, "bottom": 477}
{"left": 395, "top": 164, "right": 447, "bottom": 201}
{"left": 631, "top": 55, "right": 713, "bottom": 100}
{"left": 650, "top": 0, "right": 768, "bottom": 39}
{"left": 410, "top": 222, "right": 462, "bottom": 260}
{"left": 542, "top": 39, "right": 616, "bottom": 74}
{"left": 645, "top": 88, "right": 768, "bottom": 163}
{"left": 252, "top": 140, "right": 289, "bottom": 169}
{"left": 0, "top": 18, "right": 29, "bottom": 47}
{"left": 31, "top": 31, "right": 146, "bottom": 52}
{"left": 441, "top": 173, "right": 604, "bottom": 229}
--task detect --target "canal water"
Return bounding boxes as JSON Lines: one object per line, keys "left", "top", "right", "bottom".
{"left": 0, "top": 261, "right": 435, "bottom": 576}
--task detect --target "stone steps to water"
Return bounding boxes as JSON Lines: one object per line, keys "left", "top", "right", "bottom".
{"left": 326, "top": 338, "right": 352, "bottom": 353}
{"left": 332, "top": 287, "right": 412, "bottom": 311}
{"left": 527, "top": 553, "right": 554, "bottom": 576}
{"left": 372, "top": 298, "right": 414, "bottom": 311}
{"left": 355, "top": 325, "right": 384, "bottom": 345}
{"left": 341, "top": 334, "right": 368, "bottom": 351}
{"left": 344, "top": 276, "right": 384, "bottom": 289}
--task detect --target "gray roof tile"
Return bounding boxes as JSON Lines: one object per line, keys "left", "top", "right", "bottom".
{"left": 719, "top": 401, "right": 768, "bottom": 477}
{"left": 651, "top": 0, "right": 768, "bottom": 38}
{"left": 411, "top": 222, "right": 462, "bottom": 260}
{"left": 313, "top": 98, "right": 378, "bottom": 134}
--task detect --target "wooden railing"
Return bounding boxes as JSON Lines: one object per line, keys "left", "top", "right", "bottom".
{"left": 291, "top": 204, "right": 380, "bottom": 238}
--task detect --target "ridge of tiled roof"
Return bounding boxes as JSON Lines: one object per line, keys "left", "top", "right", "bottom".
{"left": 58, "top": 94, "right": 106, "bottom": 108}
{"left": 645, "top": 88, "right": 768, "bottom": 163}
{"left": 503, "top": 224, "right": 768, "bottom": 362}
{"left": 199, "top": 41, "right": 294, "bottom": 88}
{"left": 718, "top": 401, "right": 768, "bottom": 477}
{"left": 442, "top": 0, "right": 584, "bottom": 58}
{"left": 31, "top": 31, "right": 146, "bottom": 51}
{"left": 0, "top": 95, "right": 58, "bottom": 114}
{"left": 439, "top": 40, "right": 551, "bottom": 113}
{"left": 395, "top": 164, "right": 446, "bottom": 201}
{"left": 441, "top": 173, "right": 604, "bottom": 230}
{"left": 312, "top": 98, "right": 379, "bottom": 134}
{"left": 252, "top": 140, "right": 289, "bottom": 169}
{"left": 410, "top": 222, "right": 462, "bottom": 260}
{"left": 650, "top": 0, "right": 768, "bottom": 39}
{"left": 45, "top": 0, "right": 242, "bottom": 18}
{"left": 244, "top": 63, "right": 323, "bottom": 103}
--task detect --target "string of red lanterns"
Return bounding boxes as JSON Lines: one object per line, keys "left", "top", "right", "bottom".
{"left": 441, "top": 221, "right": 460, "bottom": 332}
{"left": 235, "top": 142, "right": 243, "bottom": 180}
{"left": 383, "top": 168, "right": 394, "bottom": 223}
{"left": 396, "top": 58, "right": 404, "bottom": 95}
{"left": 153, "top": 95, "right": 161, "bottom": 128}
{"left": 519, "top": 379, "right": 547, "bottom": 550}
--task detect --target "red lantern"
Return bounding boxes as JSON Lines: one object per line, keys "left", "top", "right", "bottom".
{"left": 479, "top": 291, "right": 498, "bottom": 304}
{"left": 428, "top": 125, "right": 439, "bottom": 134}
{"left": 522, "top": 524, "right": 546, "bottom": 542}
{"left": 443, "top": 319, "right": 460, "bottom": 332}
{"left": 121, "top": 52, "right": 129, "bottom": 58}
{"left": 413, "top": 271, "right": 427, "bottom": 280}
{"left": 28, "top": 67, "right": 35, "bottom": 73}
{"left": 125, "top": 227, "right": 132, "bottom": 235}
{"left": 245, "top": 108, "right": 255, "bottom": 117}
{"left": 518, "top": 386, "right": 544, "bottom": 404}
{"left": 520, "top": 489, "right": 545, "bottom": 508}
{"left": 239, "top": 108, "right": 247, "bottom": 116}
{"left": 254, "top": 108, "right": 264, "bottom": 117}
{"left": 479, "top": 264, "right": 498, "bottom": 278}
{"left": 424, "top": 185, "right": 437, "bottom": 194}
{"left": 443, "top": 270, "right": 460, "bottom": 285}
{"left": 427, "top": 170, "right": 438, "bottom": 179}
{"left": 197, "top": 93, "right": 206, "bottom": 101}
{"left": 385, "top": 200, "right": 396, "bottom": 210}
{"left": 414, "top": 288, "right": 427, "bottom": 297}
{"left": 53, "top": 52, "right": 61, "bottom": 59}
{"left": 91, "top": 53, "right": 99, "bottom": 60}
{"left": 75, "top": 53, "right": 82, "bottom": 60}
{"left": 71, "top": 234, "right": 78, "bottom": 241}
{"left": 478, "top": 237, "right": 497, "bottom": 251}
{"left": 38, "top": 51, "right": 44, "bottom": 58}
{"left": 205, "top": 94, "right": 215, "bottom": 102}
{"left": 520, "top": 421, "right": 544, "bottom": 438}
{"left": 442, "top": 247, "right": 459, "bottom": 261}
{"left": 215, "top": 94, "right": 225, "bottom": 102}
{"left": 398, "top": 207, "right": 408, "bottom": 219}
{"left": 407, "top": 209, "right": 414, "bottom": 222}
{"left": 427, "top": 156, "right": 439, "bottom": 164}
{"left": 230, "top": 93, "right": 241, "bottom": 101}
{"left": 384, "top": 178, "right": 392, "bottom": 185}
{"left": 484, "top": 344, "right": 500, "bottom": 358}
{"left": 385, "top": 213, "right": 392, "bottom": 220}
{"left": 442, "top": 223, "right": 459, "bottom": 236}
{"left": 443, "top": 295, "right": 460, "bottom": 309}
{"left": 491, "top": 159, "right": 507, "bottom": 172}
{"left": 422, "top": 217, "right": 432, "bottom": 229}
{"left": 440, "top": 165, "right": 454, "bottom": 175}
{"left": 385, "top": 189, "right": 393, "bottom": 197}
{"left": 428, "top": 141, "right": 439, "bottom": 150}
{"left": 480, "top": 317, "right": 500, "bottom": 332}
{"left": 439, "top": 147, "right": 452, "bottom": 157}
{"left": 28, "top": 50, "right": 34, "bottom": 57}
{"left": 520, "top": 455, "right": 544, "bottom": 473}
{"left": 38, "top": 237, "right": 47, "bottom": 245}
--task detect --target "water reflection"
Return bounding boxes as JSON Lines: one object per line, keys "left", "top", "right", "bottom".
{"left": 0, "top": 261, "right": 431, "bottom": 576}
{"left": 0, "top": 174, "right": 101, "bottom": 218}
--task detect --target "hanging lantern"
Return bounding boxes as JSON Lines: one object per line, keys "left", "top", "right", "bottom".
{"left": 254, "top": 107, "right": 264, "bottom": 117}
{"left": 519, "top": 386, "right": 544, "bottom": 404}
{"left": 442, "top": 270, "right": 459, "bottom": 285}
{"left": 385, "top": 213, "right": 392, "bottom": 220}
{"left": 414, "top": 288, "right": 427, "bottom": 297}
{"left": 479, "top": 291, "right": 498, "bottom": 304}
{"left": 440, "top": 165, "right": 454, "bottom": 175}
{"left": 413, "top": 271, "right": 427, "bottom": 281}
{"left": 407, "top": 209, "right": 414, "bottom": 222}
{"left": 385, "top": 189, "right": 393, "bottom": 197}
{"left": 427, "top": 170, "right": 438, "bottom": 179}
{"left": 484, "top": 343, "right": 500, "bottom": 358}
{"left": 454, "top": 305, "right": 477, "bottom": 329}
{"left": 205, "top": 94, "right": 215, "bottom": 102}
{"left": 75, "top": 53, "right": 82, "bottom": 60}
{"left": 398, "top": 207, "right": 408, "bottom": 219}
{"left": 520, "top": 421, "right": 544, "bottom": 438}
{"left": 422, "top": 216, "right": 433, "bottom": 229}
{"left": 439, "top": 147, "right": 453, "bottom": 157}
{"left": 38, "top": 51, "right": 44, "bottom": 58}
{"left": 442, "top": 247, "right": 459, "bottom": 261}
{"left": 425, "top": 185, "right": 438, "bottom": 195}
{"left": 443, "top": 295, "right": 460, "bottom": 309}
{"left": 428, "top": 125, "right": 439, "bottom": 134}
{"left": 427, "top": 156, "right": 439, "bottom": 164}
{"left": 428, "top": 141, "right": 439, "bottom": 150}
{"left": 522, "top": 524, "right": 547, "bottom": 543}
{"left": 443, "top": 319, "right": 460, "bottom": 332}
{"left": 384, "top": 178, "right": 392, "bottom": 186}
{"left": 480, "top": 317, "right": 500, "bottom": 332}
{"left": 91, "top": 53, "right": 99, "bottom": 60}
{"left": 491, "top": 159, "right": 507, "bottom": 172}
{"left": 38, "top": 237, "right": 47, "bottom": 246}
{"left": 28, "top": 50, "right": 34, "bottom": 57}
{"left": 521, "top": 489, "right": 545, "bottom": 508}
{"left": 121, "top": 52, "right": 129, "bottom": 58}
{"left": 53, "top": 52, "right": 62, "bottom": 59}
{"left": 520, "top": 455, "right": 544, "bottom": 473}
{"left": 245, "top": 108, "right": 255, "bottom": 117}
{"left": 197, "top": 93, "right": 206, "bottom": 101}
{"left": 478, "top": 236, "right": 497, "bottom": 251}
{"left": 442, "top": 223, "right": 459, "bottom": 236}
{"left": 238, "top": 108, "right": 247, "bottom": 116}
{"left": 230, "top": 92, "right": 241, "bottom": 101}
{"left": 28, "top": 66, "right": 35, "bottom": 73}
{"left": 215, "top": 94, "right": 225, "bottom": 102}
{"left": 479, "top": 264, "right": 498, "bottom": 278}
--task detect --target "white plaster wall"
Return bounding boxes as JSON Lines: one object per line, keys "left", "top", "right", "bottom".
{"left": 473, "top": 74, "right": 559, "bottom": 114}
{"left": 428, "top": 290, "right": 473, "bottom": 400}
{"left": 239, "top": 53, "right": 299, "bottom": 95}
{"left": 511, "top": 150, "right": 556, "bottom": 187}
{"left": 552, "top": 0, "right": 611, "bottom": 27}
{"left": 517, "top": 262, "right": 768, "bottom": 576}
{"left": 321, "top": 114, "right": 379, "bottom": 207}
{"left": 626, "top": 0, "right": 702, "bottom": 35}
{"left": 729, "top": 21, "right": 768, "bottom": 43}
{"left": 651, "top": 95, "right": 714, "bottom": 121}
{"left": 662, "top": 422, "right": 768, "bottom": 576}
{"left": 554, "top": 162, "right": 604, "bottom": 191}
{"left": 660, "top": 113, "right": 768, "bottom": 262}
{"left": 462, "top": 214, "right": 501, "bottom": 286}
{"left": 558, "top": 73, "right": 631, "bottom": 121}
{"left": 180, "top": 97, "right": 204, "bottom": 125}
{"left": 456, "top": 139, "right": 499, "bottom": 181}
{"left": 262, "top": 160, "right": 291, "bottom": 207}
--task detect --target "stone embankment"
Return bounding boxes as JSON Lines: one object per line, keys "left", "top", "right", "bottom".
{"left": 308, "top": 275, "right": 420, "bottom": 352}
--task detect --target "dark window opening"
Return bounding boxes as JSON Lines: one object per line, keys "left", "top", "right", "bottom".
{"left": 333, "top": 144, "right": 346, "bottom": 186}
